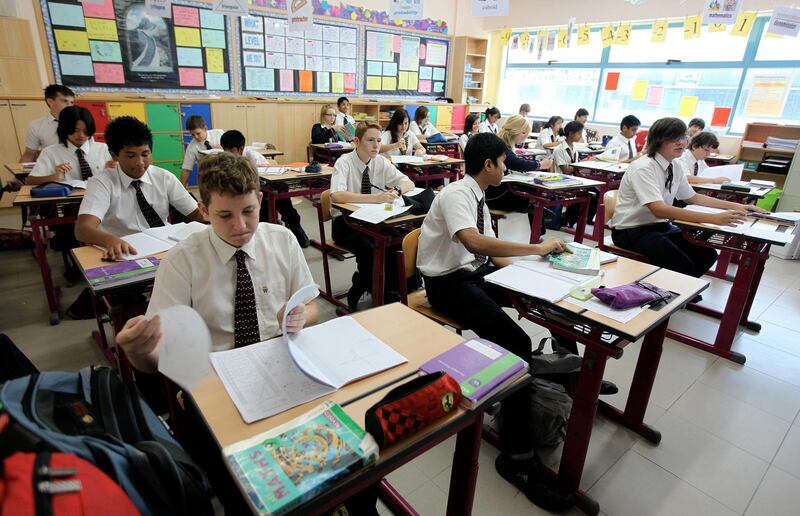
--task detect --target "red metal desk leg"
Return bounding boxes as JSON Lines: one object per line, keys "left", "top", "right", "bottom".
{"left": 739, "top": 255, "right": 766, "bottom": 330}
{"left": 267, "top": 186, "right": 278, "bottom": 224}
{"left": 529, "top": 204, "right": 545, "bottom": 244}
{"left": 371, "top": 234, "right": 386, "bottom": 307}
{"left": 30, "top": 218, "right": 61, "bottom": 325}
{"left": 573, "top": 197, "right": 590, "bottom": 244}
{"left": 446, "top": 414, "right": 483, "bottom": 516}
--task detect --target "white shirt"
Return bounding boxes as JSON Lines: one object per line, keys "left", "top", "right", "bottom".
{"left": 418, "top": 174, "right": 495, "bottom": 277}
{"left": 25, "top": 114, "right": 60, "bottom": 152}
{"left": 459, "top": 133, "right": 472, "bottom": 151}
{"left": 581, "top": 128, "right": 589, "bottom": 144}
{"left": 409, "top": 121, "right": 441, "bottom": 138}
{"left": 478, "top": 120, "right": 498, "bottom": 134}
{"left": 536, "top": 127, "right": 557, "bottom": 151}
{"left": 31, "top": 139, "right": 111, "bottom": 179}
{"left": 78, "top": 164, "right": 198, "bottom": 237}
{"left": 606, "top": 133, "right": 636, "bottom": 161}
{"left": 380, "top": 130, "right": 420, "bottom": 157}
{"left": 330, "top": 150, "right": 410, "bottom": 218}
{"left": 181, "top": 128, "right": 224, "bottom": 171}
{"left": 676, "top": 149, "right": 707, "bottom": 177}
{"left": 609, "top": 153, "right": 695, "bottom": 230}
{"left": 243, "top": 148, "right": 268, "bottom": 168}
{"left": 335, "top": 112, "right": 355, "bottom": 127}
{"left": 552, "top": 141, "right": 578, "bottom": 171}
{"left": 146, "top": 223, "right": 316, "bottom": 351}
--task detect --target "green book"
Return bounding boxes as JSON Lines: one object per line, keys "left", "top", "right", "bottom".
{"left": 224, "top": 401, "right": 379, "bottom": 515}
{"left": 548, "top": 242, "right": 601, "bottom": 275}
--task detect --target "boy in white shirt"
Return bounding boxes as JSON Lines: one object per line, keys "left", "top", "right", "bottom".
{"left": 220, "top": 130, "right": 309, "bottom": 247}
{"left": 180, "top": 115, "right": 223, "bottom": 186}
{"left": 335, "top": 96, "right": 356, "bottom": 127}
{"left": 331, "top": 121, "right": 415, "bottom": 310}
{"left": 20, "top": 84, "right": 75, "bottom": 163}
{"left": 677, "top": 131, "right": 728, "bottom": 185}
{"left": 478, "top": 107, "right": 501, "bottom": 134}
{"left": 76, "top": 116, "right": 201, "bottom": 260}
{"left": 687, "top": 117, "right": 705, "bottom": 138}
{"left": 417, "top": 131, "right": 576, "bottom": 511}
{"left": 409, "top": 106, "right": 452, "bottom": 143}
{"left": 609, "top": 117, "right": 766, "bottom": 278}
{"left": 605, "top": 115, "right": 641, "bottom": 163}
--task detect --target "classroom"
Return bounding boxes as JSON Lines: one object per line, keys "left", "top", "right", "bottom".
{"left": 1, "top": 0, "right": 800, "bottom": 514}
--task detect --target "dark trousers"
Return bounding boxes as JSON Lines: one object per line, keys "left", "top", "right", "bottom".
{"left": 612, "top": 222, "right": 717, "bottom": 278}
{"left": 259, "top": 184, "right": 301, "bottom": 225}
{"left": 332, "top": 215, "right": 400, "bottom": 294}
{"left": 424, "top": 265, "right": 577, "bottom": 455}
{"left": 487, "top": 184, "right": 529, "bottom": 213}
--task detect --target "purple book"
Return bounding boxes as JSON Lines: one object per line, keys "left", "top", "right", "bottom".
{"left": 420, "top": 338, "right": 528, "bottom": 408}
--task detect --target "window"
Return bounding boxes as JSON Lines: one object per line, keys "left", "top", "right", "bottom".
{"left": 755, "top": 32, "right": 800, "bottom": 62}
{"left": 731, "top": 68, "right": 800, "bottom": 132}
{"left": 508, "top": 30, "right": 603, "bottom": 65}
{"left": 609, "top": 26, "right": 748, "bottom": 63}
{"left": 499, "top": 68, "right": 601, "bottom": 119}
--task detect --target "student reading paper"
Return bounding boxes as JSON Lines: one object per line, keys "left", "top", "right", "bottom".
{"left": 605, "top": 115, "right": 641, "bottom": 163}
{"left": 20, "top": 84, "right": 75, "bottom": 163}
{"left": 409, "top": 106, "right": 453, "bottom": 143}
{"left": 180, "top": 115, "right": 223, "bottom": 186}
{"left": 536, "top": 116, "right": 563, "bottom": 152}
{"left": 676, "top": 131, "right": 728, "bottom": 185}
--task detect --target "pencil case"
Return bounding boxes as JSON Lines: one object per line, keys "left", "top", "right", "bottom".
{"left": 31, "top": 185, "right": 72, "bottom": 197}
{"left": 365, "top": 372, "right": 461, "bottom": 449}
{"left": 591, "top": 281, "right": 672, "bottom": 310}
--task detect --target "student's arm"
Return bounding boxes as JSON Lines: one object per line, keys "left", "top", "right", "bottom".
{"left": 180, "top": 145, "right": 197, "bottom": 186}
{"left": 75, "top": 214, "right": 138, "bottom": 260}
{"left": 645, "top": 200, "right": 749, "bottom": 226}
{"left": 27, "top": 151, "right": 71, "bottom": 185}
{"left": 20, "top": 147, "right": 39, "bottom": 163}
{"left": 167, "top": 172, "right": 203, "bottom": 222}
{"left": 686, "top": 193, "right": 768, "bottom": 213}
{"left": 379, "top": 134, "right": 404, "bottom": 154}
{"left": 330, "top": 190, "right": 398, "bottom": 204}
{"left": 384, "top": 162, "right": 415, "bottom": 193}
{"left": 542, "top": 139, "right": 561, "bottom": 149}
{"left": 21, "top": 126, "right": 42, "bottom": 162}
{"left": 456, "top": 228, "right": 568, "bottom": 257}
{"left": 686, "top": 175, "right": 726, "bottom": 185}
{"left": 409, "top": 133, "right": 425, "bottom": 156}
{"left": 115, "top": 315, "right": 162, "bottom": 374}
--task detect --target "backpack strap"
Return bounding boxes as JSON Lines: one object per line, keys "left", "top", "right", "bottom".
{"left": 533, "top": 337, "right": 573, "bottom": 357}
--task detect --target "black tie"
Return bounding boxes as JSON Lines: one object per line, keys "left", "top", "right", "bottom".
{"left": 361, "top": 165, "right": 371, "bottom": 194}
{"left": 76, "top": 148, "right": 93, "bottom": 180}
{"left": 665, "top": 163, "right": 674, "bottom": 192}
{"left": 475, "top": 197, "right": 488, "bottom": 264}
{"left": 627, "top": 140, "right": 634, "bottom": 159}
{"left": 234, "top": 250, "right": 261, "bottom": 348}
{"left": 204, "top": 140, "right": 212, "bottom": 150}
{"left": 567, "top": 147, "right": 574, "bottom": 163}
{"left": 694, "top": 162, "right": 699, "bottom": 176}
{"left": 131, "top": 180, "right": 165, "bottom": 228}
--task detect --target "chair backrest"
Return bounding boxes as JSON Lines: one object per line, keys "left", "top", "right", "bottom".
{"left": 635, "top": 129, "right": 649, "bottom": 152}
{"left": 321, "top": 189, "right": 332, "bottom": 222}
{"left": 401, "top": 228, "right": 421, "bottom": 280}
{"left": 604, "top": 189, "right": 618, "bottom": 224}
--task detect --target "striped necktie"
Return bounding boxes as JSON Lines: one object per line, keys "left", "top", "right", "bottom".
{"left": 475, "top": 197, "right": 488, "bottom": 265}
{"left": 75, "top": 148, "right": 93, "bottom": 180}
{"left": 204, "top": 140, "right": 212, "bottom": 150}
{"left": 627, "top": 140, "right": 633, "bottom": 159}
{"left": 131, "top": 180, "right": 165, "bottom": 228}
{"left": 234, "top": 250, "right": 261, "bottom": 348}
{"left": 665, "top": 163, "right": 674, "bottom": 192}
{"left": 694, "top": 162, "right": 699, "bottom": 176}
{"left": 361, "top": 166, "right": 371, "bottom": 194}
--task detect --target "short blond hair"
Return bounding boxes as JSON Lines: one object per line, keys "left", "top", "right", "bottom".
{"left": 497, "top": 115, "right": 531, "bottom": 148}
{"left": 355, "top": 120, "right": 381, "bottom": 139}
{"left": 198, "top": 153, "right": 259, "bottom": 206}
{"left": 320, "top": 104, "right": 337, "bottom": 124}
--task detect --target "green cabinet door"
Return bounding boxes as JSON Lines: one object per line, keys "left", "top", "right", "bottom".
{"left": 428, "top": 105, "right": 438, "bottom": 126}
{"left": 146, "top": 103, "right": 181, "bottom": 132}
{"left": 152, "top": 133, "right": 184, "bottom": 162}
{"left": 155, "top": 161, "right": 183, "bottom": 180}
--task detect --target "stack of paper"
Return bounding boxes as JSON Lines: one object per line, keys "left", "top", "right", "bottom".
{"left": 699, "top": 164, "right": 743, "bottom": 182}
{"left": 485, "top": 259, "right": 585, "bottom": 303}
{"left": 765, "top": 136, "right": 799, "bottom": 151}
{"left": 391, "top": 155, "right": 424, "bottom": 164}
{"left": 349, "top": 203, "right": 412, "bottom": 224}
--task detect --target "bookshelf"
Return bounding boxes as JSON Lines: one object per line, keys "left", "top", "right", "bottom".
{"left": 737, "top": 122, "right": 800, "bottom": 188}
{"left": 452, "top": 37, "right": 488, "bottom": 105}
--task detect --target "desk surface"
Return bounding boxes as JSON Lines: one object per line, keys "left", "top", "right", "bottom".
{"left": 503, "top": 173, "right": 605, "bottom": 191}
{"left": 394, "top": 157, "right": 465, "bottom": 168}
{"left": 257, "top": 149, "right": 284, "bottom": 157}
{"left": 574, "top": 160, "right": 629, "bottom": 174}
{"left": 309, "top": 143, "right": 355, "bottom": 151}
{"left": 258, "top": 166, "right": 333, "bottom": 184}
{"left": 13, "top": 185, "right": 85, "bottom": 206}
{"left": 71, "top": 245, "right": 168, "bottom": 292}
{"left": 675, "top": 215, "right": 795, "bottom": 246}
{"left": 333, "top": 201, "right": 426, "bottom": 227}
{"left": 692, "top": 182, "right": 773, "bottom": 198}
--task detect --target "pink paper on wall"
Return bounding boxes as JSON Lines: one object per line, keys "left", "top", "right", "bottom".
{"left": 178, "top": 67, "right": 205, "bottom": 87}
{"left": 646, "top": 86, "right": 664, "bottom": 106}
{"left": 393, "top": 35, "right": 402, "bottom": 53}
{"left": 344, "top": 73, "right": 356, "bottom": 93}
{"left": 419, "top": 80, "right": 432, "bottom": 93}
{"left": 279, "top": 69, "right": 294, "bottom": 91}
{"left": 82, "top": 0, "right": 114, "bottom": 19}
{"left": 173, "top": 6, "right": 201, "bottom": 27}
{"left": 419, "top": 44, "right": 426, "bottom": 60}
{"left": 93, "top": 63, "right": 125, "bottom": 84}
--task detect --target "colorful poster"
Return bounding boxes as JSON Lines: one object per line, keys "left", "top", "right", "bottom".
{"left": 604, "top": 72, "right": 620, "bottom": 91}
{"left": 212, "top": 0, "right": 248, "bottom": 17}
{"left": 702, "top": 0, "right": 744, "bottom": 26}
{"left": 678, "top": 96, "right": 699, "bottom": 116}
{"left": 425, "top": 42, "right": 447, "bottom": 66}
{"left": 711, "top": 107, "right": 732, "bottom": 127}
{"left": 646, "top": 86, "right": 664, "bottom": 106}
{"left": 745, "top": 76, "right": 790, "bottom": 117}
{"left": 631, "top": 80, "right": 648, "bottom": 100}
{"left": 399, "top": 36, "right": 420, "bottom": 71}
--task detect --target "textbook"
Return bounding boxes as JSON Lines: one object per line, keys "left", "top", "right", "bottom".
{"left": 533, "top": 174, "right": 582, "bottom": 187}
{"left": 549, "top": 242, "right": 601, "bottom": 275}
{"left": 420, "top": 338, "right": 528, "bottom": 409}
{"left": 224, "top": 401, "right": 379, "bottom": 515}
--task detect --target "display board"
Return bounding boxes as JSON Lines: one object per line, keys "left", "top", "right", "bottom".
{"left": 40, "top": 0, "right": 234, "bottom": 93}
{"left": 362, "top": 28, "right": 450, "bottom": 97}
{"left": 238, "top": 13, "right": 358, "bottom": 95}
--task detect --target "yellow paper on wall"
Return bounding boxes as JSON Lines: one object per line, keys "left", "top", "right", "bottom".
{"left": 731, "top": 11, "right": 756, "bottom": 37}
{"left": 678, "top": 96, "right": 699, "bottom": 116}
{"left": 332, "top": 73, "right": 345, "bottom": 92}
{"left": 205, "top": 48, "right": 224, "bottom": 73}
{"left": 366, "top": 76, "right": 381, "bottom": 90}
{"left": 500, "top": 27, "right": 512, "bottom": 45}
{"left": 651, "top": 20, "right": 667, "bottom": 43}
{"left": 85, "top": 18, "right": 118, "bottom": 41}
{"left": 382, "top": 76, "right": 397, "bottom": 91}
{"left": 632, "top": 80, "right": 648, "bottom": 100}
{"left": 557, "top": 28, "right": 567, "bottom": 48}
{"left": 683, "top": 15, "right": 701, "bottom": 39}
{"left": 175, "top": 27, "right": 201, "bottom": 47}
{"left": 709, "top": 23, "right": 727, "bottom": 33}
{"left": 520, "top": 31, "right": 531, "bottom": 48}
{"left": 615, "top": 22, "right": 632, "bottom": 45}
{"left": 408, "top": 71, "right": 418, "bottom": 90}
{"left": 398, "top": 71, "right": 410, "bottom": 90}
{"left": 54, "top": 29, "right": 90, "bottom": 53}
{"left": 765, "top": 32, "right": 784, "bottom": 39}
{"left": 577, "top": 24, "right": 590, "bottom": 46}
{"left": 601, "top": 24, "right": 615, "bottom": 48}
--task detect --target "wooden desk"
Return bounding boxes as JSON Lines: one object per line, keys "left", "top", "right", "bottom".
{"left": 308, "top": 143, "right": 354, "bottom": 165}
{"left": 706, "top": 153, "right": 735, "bottom": 165}
{"left": 257, "top": 167, "right": 333, "bottom": 224}
{"left": 692, "top": 182, "right": 774, "bottom": 204}
{"left": 4, "top": 162, "right": 31, "bottom": 181}
{"left": 394, "top": 157, "right": 464, "bottom": 187}
{"left": 572, "top": 161, "right": 629, "bottom": 242}
{"left": 421, "top": 140, "right": 461, "bottom": 159}
{"left": 256, "top": 148, "right": 284, "bottom": 160}
{"left": 496, "top": 260, "right": 707, "bottom": 514}
{"left": 193, "top": 304, "right": 516, "bottom": 515}
{"left": 333, "top": 202, "right": 425, "bottom": 307}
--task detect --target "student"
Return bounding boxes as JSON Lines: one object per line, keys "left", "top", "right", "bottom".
{"left": 605, "top": 115, "right": 641, "bottom": 163}
{"left": 76, "top": 116, "right": 201, "bottom": 260}
{"left": 379, "top": 109, "right": 425, "bottom": 157}
{"left": 335, "top": 96, "right": 356, "bottom": 127}
{"left": 687, "top": 117, "right": 705, "bottom": 138}
{"left": 677, "top": 131, "right": 728, "bottom": 185}
{"left": 574, "top": 108, "right": 590, "bottom": 143}
{"left": 180, "top": 115, "right": 224, "bottom": 186}
{"left": 409, "top": 106, "right": 451, "bottom": 143}
{"left": 20, "top": 84, "right": 75, "bottom": 163}
{"left": 459, "top": 113, "right": 480, "bottom": 152}
{"left": 28, "top": 106, "right": 113, "bottom": 185}
{"left": 221, "top": 129, "right": 309, "bottom": 247}
{"left": 478, "top": 107, "right": 501, "bottom": 134}
{"left": 416, "top": 132, "right": 577, "bottom": 511}
{"left": 311, "top": 104, "right": 348, "bottom": 145}
{"left": 609, "top": 117, "right": 766, "bottom": 278}
{"left": 518, "top": 103, "right": 531, "bottom": 118}
{"left": 536, "top": 116, "right": 563, "bottom": 151}
{"left": 330, "top": 121, "right": 415, "bottom": 310}
{"left": 556, "top": 122, "right": 599, "bottom": 226}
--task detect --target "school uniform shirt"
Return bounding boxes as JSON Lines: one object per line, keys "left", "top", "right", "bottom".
{"left": 181, "top": 128, "right": 224, "bottom": 171}
{"left": 409, "top": 121, "right": 441, "bottom": 138}
{"left": 30, "top": 139, "right": 111, "bottom": 180}
{"left": 606, "top": 133, "right": 636, "bottom": 161}
{"left": 417, "top": 174, "right": 495, "bottom": 277}
{"left": 478, "top": 120, "right": 499, "bottom": 134}
{"left": 676, "top": 150, "right": 707, "bottom": 177}
{"left": 552, "top": 141, "right": 579, "bottom": 171}
{"left": 335, "top": 112, "right": 355, "bottom": 127}
{"left": 459, "top": 133, "right": 472, "bottom": 151}
{"left": 581, "top": 128, "right": 589, "bottom": 144}
{"left": 78, "top": 164, "right": 197, "bottom": 236}
{"left": 536, "top": 127, "right": 557, "bottom": 151}
{"left": 330, "top": 150, "right": 409, "bottom": 218}
{"left": 25, "top": 114, "right": 60, "bottom": 152}
{"left": 243, "top": 148, "right": 268, "bottom": 169}
{"left": 609, "top": 153, "right": 695, "bottom": 230}
{"left": 380, "top": 130, "right": 420, "bottom": 157}
{"left": 146, "top": 223, "right": 316, "bottom": 351}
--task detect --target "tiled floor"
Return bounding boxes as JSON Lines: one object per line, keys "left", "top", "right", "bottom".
{"left": 3, "top": 204, "right": 800, "bottom": 516}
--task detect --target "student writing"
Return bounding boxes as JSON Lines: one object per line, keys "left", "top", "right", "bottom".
{"left": 556, "top": 121, "right": 599, "bottom": 226}
{"left": 536, "top": 116, "right": 563, "bottom": 152}
{"left": 677, "top": 131, "right": 728, "bottom": 185}
{"left": 20, "top": 84, "right": 75, "bottom": 163}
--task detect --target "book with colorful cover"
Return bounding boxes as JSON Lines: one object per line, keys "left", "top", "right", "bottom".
{"left": 83, "top": 256, "right": 161, "bottom": 287}
{"left": 532, "top": 174, "right": 582, "bottom": 187}
{"left": 223, "top": 401, "right": 379, "bottom": 515}
{"left": 549, "top": 242, "right": 601, "bottom": 275}
{"left": 419, "top": 338, "right": 529, "bottom": 409}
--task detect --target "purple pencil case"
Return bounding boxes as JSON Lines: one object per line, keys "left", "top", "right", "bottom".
{"left": 591, "top": 282, "right": 672, "bottom": 310}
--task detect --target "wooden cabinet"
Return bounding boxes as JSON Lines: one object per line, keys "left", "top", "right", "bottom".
{"left": 0, "top": 18, "right": 42, "bottom": 96}
{"left": 76, "top": 101, "right": 109, "bottom": 136}
{"left": 9, "top": 100, "right": 45, "bottom": 156}
{"left": 452, "top": 37, "right": 488, "bottom": 105}
{"left": 738, "top": 122, "right": 800, "bottom": 188}
{"left": 107, "top": 102, "right": 147, "bottom": 123}
{"left": 0, "top": 101, "right": 21, "bottom": 207}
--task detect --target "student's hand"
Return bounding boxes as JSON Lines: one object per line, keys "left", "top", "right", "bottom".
{"left": 103, "top": 236, "right": 137, "bottom": 261}
{"left": 279, "top": 303, "right": 307, "bottom": 334}
{"left": 104, "top": 159, "right": 117, "bottom": 170}
{"left": 116, "top": 315, "right": 161, "bottom": 363}
{"left": 54, "top": 163, "right": 72, "bottom": 177}
{"left": 711, "top": 210, "right": 747, "bottom": 227}
{"left": 373, "top": 191, "right": 398, "bottom": 203}
{"left": 539, "top": 158, "right": 553, "bottom": 171}
{"left": 538, "top": 237, "right": 569, "bottom": 254}
{"left": 394, "top": 140, "right": 405, "bottom": 150}
{"left": 747, "top": 204, "right": 769, "bottom": 214}
{"left": 414, "top": 148, "right": 425, "bottom": 157}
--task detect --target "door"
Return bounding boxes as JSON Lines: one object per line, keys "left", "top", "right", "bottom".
{"left": 107, "top": 102, "right": 147, "bottom": 123}
{"left": 76, "top": 101, "right": 110, "bottom": 136}
{"left": 9, "top": 100, "right": 46, "bottom": 156}
{"left": 146, "top": 103, "right": 181, "bottom": 132}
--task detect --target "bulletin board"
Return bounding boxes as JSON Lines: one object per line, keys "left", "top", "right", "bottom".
{"left": 39, "top": 0, "right": 234, "bottom": 93}
{"left": 362, "top": 28, "right": 450, "bottom": 98}
{"left": 238, "top": 13, "right": 359, "bottom": 96}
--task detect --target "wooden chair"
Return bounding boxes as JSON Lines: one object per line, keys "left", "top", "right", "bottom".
{"left": 489, "top": 209, "right": 512, "bottom": 237}
{"left": 396, "top": 228, "right": 464, "bottom": 334}
{"left": 599, "top": 190, "right": 649, "bottom": 262}
{"left": 315, "top": 190, "right": 354, "bottom": 310}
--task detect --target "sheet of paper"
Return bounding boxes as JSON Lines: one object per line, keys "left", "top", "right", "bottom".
{"left": 282, "top": 284, "right": 320, "bottom": 344}
{"left": 699, "top": 163, "right": 743, "bottom": 181}
{"left": 209, "top": 338, "right": 334, "bottom": 423}
{"left": 119, "top": 232, "right": 175, "bottom": 260}
{"left": 168, "top": 221, "right": 208, "bottom": 241}
{"left": 349, "top": 204, "right": 412, "bottom": 224}
{"left": 157, "top": 306, "right": 211, "bottom": 391}
{"left": 484, "top": 263, "right": 578, "bottom": 303}
{"left": 574, "top": 297, "right": 646, "bottom": 324}
{"left": 143, "top": 223, "right": 186, "bottom": 242}
{"left": 390, "top": 155, "right": 424, "bottom": 164}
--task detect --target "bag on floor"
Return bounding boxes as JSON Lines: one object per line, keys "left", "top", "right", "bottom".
{"left": 0, "top": 366, "right": 213, "bottom": 516}
{"left": 529, "top": 337, "right": 581, "bottom": 396}
{"left": 529, "top": 378, "right": 573, "bottom": 447}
